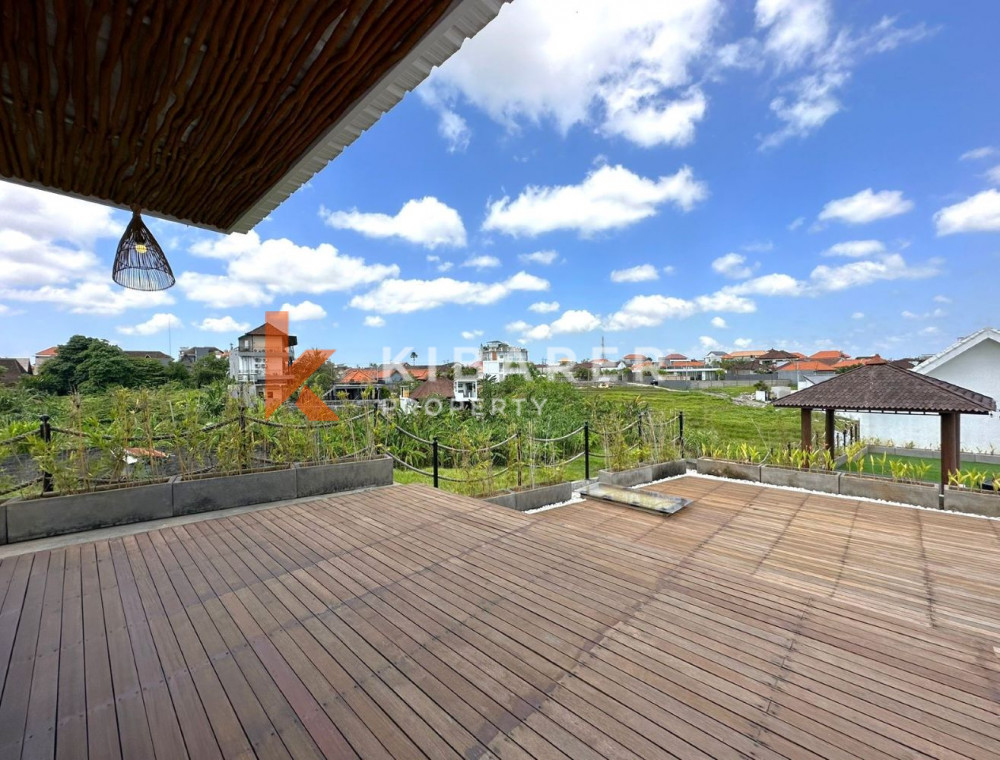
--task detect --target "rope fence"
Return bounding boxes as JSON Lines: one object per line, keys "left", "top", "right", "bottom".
{"left": 1, "top": 406, "right": 686, "bottom": 500}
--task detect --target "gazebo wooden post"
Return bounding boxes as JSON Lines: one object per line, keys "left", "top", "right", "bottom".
{"left": 824, "top": 408, "right": 835, "bottom": 459}
{"left": 800, "top": 408, "right": 812, "bottom": 462}
{"left": 940, "top": 412, "right": 961, "bottom": 488}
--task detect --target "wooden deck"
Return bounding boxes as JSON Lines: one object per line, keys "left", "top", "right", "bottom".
{"left": 1, "top": 476, "right": 999, "bottom": 759}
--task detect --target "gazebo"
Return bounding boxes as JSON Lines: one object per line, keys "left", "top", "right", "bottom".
{"left": 773, "top": 362, "right": 996, "bottom": 487}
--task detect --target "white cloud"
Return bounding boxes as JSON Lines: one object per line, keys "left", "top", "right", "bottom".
{"left": 818, "top": 189, "right": 914, "bottom": 225}
{"left": 601, "top": 88, "right": 708, "bottom": 148}
{"left": 610, "top": 264, "right": 659, "bottom": 283}
{"left": 176, "top": 272, "right": 272, "bottom": 308}
{"left": 851, "top": 311, "right": 864, "bottom": 319}
{"left": 823, "top": 239, "right": 886, "bottom": 257}
{"left": 710, "top": 316, "right": 728, "bottom": 328}
{"left": 809, "top": 253, "right": 938, "bottom": 292}
{"left": 934, "top": 189, "right": 1000, "bottom": 235}
{"left": 788, "top": 216, "right": 805, "bottom": 230}
{"left": 364, "top": 316, "right": 386, "bottom": 328}
{"left": 320, "top": 197, "right": 466, "bottom": 248}
{"left": 116, "top": 313, "right": 182, "bottom": 336}
{"left": 919, "top": 326, "right": 940, "bottom": 337}
{"left": 606, "top": 290, "right": 755, "bottom": 332}
{"left": 349, "top": 271, "right": 549, "bottom": 314}
{"left": 662, "top": 265, "right": 676, "bottom": 275}
{"left": 756, "top": 0, "right": 831, "bottom": 70}
{"left": 438, "top": 109, "right": 471, "bottom": 153}
{"left": 196, "top": 316, "right": 251, "bottom": 333}
{"left": 756, "top": 7, "right": 930, "bottom": 148}
{"left": 0, "top": 280, "right": 175, "bottom": 315}
{"left": 711, "top": 253, "right": 755, "bottom": 279}
{"left": 482, "top": 164, "right": 707, "bottom": 237}
{"left": 462, "top": 254, "right": 501, "bottom": 269}
{"left": 723, "top": 272, "right": 804, "bottom": 297}
{"left": 279, "top": 300, "right": 327, "bottom": 321}
{"left": 933, "top": 295, "right": 951, "bottom": 304}
{"left": 181, "top": 231, "right": 398, "bottom": 304}
{"left": 699, "top": 335, "right": 722, "bottom": 350}
{"left": 742, "top": 240, "right": 774, "bottom": 253}
{"left": 0, "top": 181, "right": 120, "bottom": 245}
{"left": 528, "top": 301, "right": 560, "bottom": 314}
{"left": 734, "top": 338, "right": 753, "bottom": 348}
{"left": 960, "top": 146, "right": 998, "bottom": 161}
{"left": 986, "top": 166, "right": 1000, "bottom": 186}
{"left": 511, "top": 309, "right": 602, "bottom": 342}
{"left": 424, "top": 0, "right": 721, "bottom": 148}
{"left": 426, "top": 254, "right": 454, "bottom": 272}
{"left": 901, "top": 310, "right": 918, "bottom": 320}
{"left": 519, "top": 250, "right": 558, "bottom": 265}
{"left": 461, "top": 329, "right": 484, "bottom": 340}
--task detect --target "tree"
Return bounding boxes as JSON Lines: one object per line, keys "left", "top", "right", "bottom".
{"left": 573, "top": 365, "right": 594, "bottom": 381}
{"left": 190, "top": 355, "right": 230, "bottom": 387}
{"left": 165, "top": 360, "right": 192, "bottom": 386}
{"left": 409, "top": 350, "right": 418, "bottom": 363}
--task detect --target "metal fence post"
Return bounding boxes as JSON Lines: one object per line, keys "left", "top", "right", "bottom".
{"left": 584, "top": 422, "right": 590, "bottom": 480}
{"left": 678, "top": 411, "right": 685, "bottom": 458}
{"left": 637, "top": 412, "right": 643, "bottom": 441}
{"left": 39, "top": 415, "right": 52, "bottom": 493}
{"left": 432, "top": 438, "right": 439, "bottom": 488}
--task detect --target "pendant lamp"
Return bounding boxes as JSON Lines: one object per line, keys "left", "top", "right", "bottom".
{"left": 112, "top": 207, "right": 175, "bottom": 291}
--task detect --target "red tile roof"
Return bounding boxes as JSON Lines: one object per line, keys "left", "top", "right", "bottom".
{"left": 669, "top": 360, "right": 706, "bottom": 368}
{"left": 35, "top": 346, "right": 59, "bottom": 357}
{"left": 410, "top": 378, "right": 455, "bottom": 400}
{"left": 663, "top": 353, "right": 687, "bottom": 360}
{"left": 810, "top": 350, "right": 849, "bottom": 363}
{"left": 777, "top": 360, "right": 837, "bottom": 372}
{"left": 623, "top": 353, "right": 649, "bottom": 360}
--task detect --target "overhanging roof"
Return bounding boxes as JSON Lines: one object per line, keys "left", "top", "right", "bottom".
{"left": 0, "top": 0, "right": 506, "bottom": 233}
{"left": 773, "top": 363, "right": 996, "bottom": 415}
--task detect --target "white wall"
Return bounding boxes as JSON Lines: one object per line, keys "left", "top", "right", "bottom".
{"left": 847, "top": 338, "right": 1000, "bottom": 452}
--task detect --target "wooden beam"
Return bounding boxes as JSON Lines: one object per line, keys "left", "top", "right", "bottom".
{"left": 801, "top": 408, "right": 812, "bottom": 456}
{"left": 825, "top": 408, "right": 835, "bottom": 457}
{"left": 941, "top": 412, "right": 961, "bottom": 487}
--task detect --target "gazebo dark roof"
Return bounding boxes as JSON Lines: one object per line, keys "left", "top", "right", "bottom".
{"left": 410, "top": 378, "right": 456, "bottom": 400}
{"left": 773, "top": 363, "right": 995, "bottom": 414}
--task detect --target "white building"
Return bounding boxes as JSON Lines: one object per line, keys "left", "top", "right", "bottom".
{"left": 479, "top": 340, "right": 528, "bottom": 382}
{"left": 228, "top": 322, "right": 297, "bottom": 391}
{"left": 848, "top": 328, "right": 1000, "bottom": 451}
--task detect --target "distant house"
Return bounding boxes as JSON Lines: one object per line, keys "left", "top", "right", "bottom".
{"left": 0, "top": 358, "right": 31, "bottom": 385}
{"left": 178, "top": 346, "right": 222, "bottom": 364}
{"left": 846, "top": 328, "right": 1000, "bottom": 451}
{"left": 329, "top": 367, "right": 401, "bottom": 400}
{"left": 480, "top": 340, "right": 529, "bottom": 381}
{"left": 723, "top": 349, "right": 765, "bottom": 363}
{"left": 33, "top": 346, "right": 59, "bottom": 368}
{"left": 622, "top": 353, "right": 650, "bottom": 367}
{"left": 830, "top": 355, "right": 886, "bottom": 371}
{"left": 703, "top": 350, "right": 727, "bottom": 366}
{"left": 755, "top": 349, "right": 798, "bottom": 369}
{"left": 775, "top": 360, "right": 838, "bottom": 374}
{"left": 228, "top": 322, "right": 297, "bottom": 394}
{"left": 124, "top": 350, "right": 172, "bottom": 366}
{"left": 810, "top": 350, "right": 850, "bottom": 365}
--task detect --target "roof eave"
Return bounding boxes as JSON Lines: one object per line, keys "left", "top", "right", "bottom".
{"left": 228, "top": 0, "right": 506, "bottom": 234}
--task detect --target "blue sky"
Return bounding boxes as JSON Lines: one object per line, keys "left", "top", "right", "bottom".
{"left": 2, "top": 0, "right": 1000, "bottom": 366}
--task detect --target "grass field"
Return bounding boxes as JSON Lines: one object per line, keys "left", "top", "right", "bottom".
{"left": 580, "top": 385, "right": 810, "bottom": 450}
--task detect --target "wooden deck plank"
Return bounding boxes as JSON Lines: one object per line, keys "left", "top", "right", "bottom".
{"left": 0, "top": 477, "right": 998, "bottom": 758}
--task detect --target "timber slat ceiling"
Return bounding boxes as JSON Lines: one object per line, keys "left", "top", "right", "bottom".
{"left": 0, "top": 0, "right": 457, "bottom": 231}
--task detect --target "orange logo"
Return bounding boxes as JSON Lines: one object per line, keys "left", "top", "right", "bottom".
{"left": 264, "top": 311, "right": 338, "bottom": 420}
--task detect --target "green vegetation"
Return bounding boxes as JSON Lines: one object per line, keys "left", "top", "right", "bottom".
{"left": 839, "top": 451, "right": 1000, "bottom": 486}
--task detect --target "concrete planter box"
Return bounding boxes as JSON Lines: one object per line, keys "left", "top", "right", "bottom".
{"left": 598, "top": 460, "right": 688, "bottom": 488}
{"left": 486, "top": 482, "right": 573, "bottom": 512}
{"left": 172, "top": 467, "right": 297, "bottom": 516}
{"left": 295, "top": 456, "right": 392, "bottom": 498}
{"left": 6, "top": 481, "right": 174, "bottom": 542}
{"left": 761, "top": 466, "right": 840, "bottom": 494}
{"left": 839, "top": 474, "right": 939, "bottom": 509}
{"left": 943, "top": 488, "right": 1000, "bottom": 517}
{"left": 695, "top": 458, "right": 761, "bottom": 482}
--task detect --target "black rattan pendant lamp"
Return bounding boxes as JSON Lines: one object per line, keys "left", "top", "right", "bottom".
{"left": 112, "top": 206, "right": 175, "bottom": 291}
